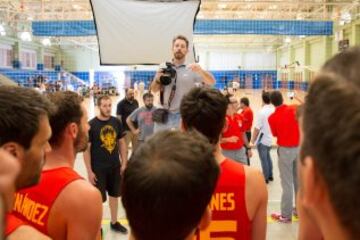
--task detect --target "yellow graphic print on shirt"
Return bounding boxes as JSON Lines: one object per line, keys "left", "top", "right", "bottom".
{"left": 100, "top": 125, "right": 117, "bottom": 154}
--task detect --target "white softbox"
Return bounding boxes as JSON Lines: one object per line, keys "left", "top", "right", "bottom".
{"left": 90, "top": 0, "right": 200, "bottom": 65}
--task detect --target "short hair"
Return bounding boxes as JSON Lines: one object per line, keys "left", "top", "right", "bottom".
{"left": 0, "top": 86, "right": 54, "bottom": 149}
{"left": 180, "top": 88, "right": 228, "bottom": 144}
{"left": 125, "top": 88, "right": 134, "bottom": 94}
{"left": 47, "top": 91, "right": 84, "bottom": 147}
{"left": 122, "top": 130, "right": 219, "bottom": 240}
{"left": 270, "top": 90, "right": 283, "bottom": 107}
{"left": 97, "top": 95, "right": 111, "bottom": 106}
{"left": 262, "top": 91, "right": 271, "bottom": 104}
{"left": 301, "top": 47, "right": 360, "bottom": 239}
{"left": 172, "top": 35, "right": 189, "bottom": 48}
{"left": 142, "top": 92, "right": 153, "bottom": 101}
{"left": 240, "top": 97, "right": 250, "bottom": 107}
{"left": 322, "top": 47, "right": 360, "bottom": 85}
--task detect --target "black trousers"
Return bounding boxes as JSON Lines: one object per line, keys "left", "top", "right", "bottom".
{"left": 245, "top": 131, "right": 251, "bottom": 165}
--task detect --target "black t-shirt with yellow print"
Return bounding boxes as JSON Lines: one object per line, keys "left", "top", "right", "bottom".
{"left": 89, "top": 116, "right": 125, "bottom": 169}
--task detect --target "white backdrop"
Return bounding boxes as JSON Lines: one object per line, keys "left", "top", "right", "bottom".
{"left": 90, "top": 0, "right": 200, "bottom": 65}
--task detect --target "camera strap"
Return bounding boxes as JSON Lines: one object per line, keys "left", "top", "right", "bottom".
{"left": 167, "top": 72, "right": 177, "bottom": 109}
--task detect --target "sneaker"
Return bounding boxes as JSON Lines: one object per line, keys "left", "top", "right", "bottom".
{"left": 293, "top": 208, "right": 298, "bottom": 218}
{"left": 271, "top": 213, "right": 292, "bottom": 223}
{"left": 110, "top": 222, "right": 128, "bottom": 234}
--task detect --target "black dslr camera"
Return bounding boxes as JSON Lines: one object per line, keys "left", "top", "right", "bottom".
{"left": 160, "top": 62, "right": 176, "bottom": 86}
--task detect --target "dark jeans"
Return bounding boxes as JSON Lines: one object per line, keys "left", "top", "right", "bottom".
{"left": 245, "top": 131, "right": 251, "bottom": 165}
{"left": 257, "top": 143, "right": 273, "bottom": 180}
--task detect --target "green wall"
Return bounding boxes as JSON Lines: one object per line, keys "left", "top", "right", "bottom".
{"left": 277, "top": 18, "right": 360, "bottom": 81}
{"left": 0, "top": 36, "right": 60, "bottom": 67}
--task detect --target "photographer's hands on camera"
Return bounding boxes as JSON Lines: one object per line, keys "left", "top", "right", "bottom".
{"left": 154, "top": 63, "right": 205, "bottom": 85}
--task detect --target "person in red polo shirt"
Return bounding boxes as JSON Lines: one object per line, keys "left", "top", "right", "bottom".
{"left": 221, "top": 95, "right": 252, "bottom": 165}
{"left": 240, "top": 97, "right": 254, "bottom": 165}
{"left": 268, "top": 90, "right": 300, "bottom": 223}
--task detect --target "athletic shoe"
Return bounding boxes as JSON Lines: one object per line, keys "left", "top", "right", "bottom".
{"left": 271, "top": 213, "right": 292, "bottom": 223}
{"left": 293, "top": 208, "right": 298, "bottom": 218}
{"left": 110, "top": 222, "right": 128, "bottom": 234}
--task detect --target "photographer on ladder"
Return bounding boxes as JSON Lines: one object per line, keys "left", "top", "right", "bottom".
{"left": 150, "top": 35, "right": 215, "bottom": 131}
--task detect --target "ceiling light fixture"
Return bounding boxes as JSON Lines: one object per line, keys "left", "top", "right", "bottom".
{"left": 42, "top": 38, "right": 51, "bottom": 46}
{"left": 284, "top": 37, "right": 291, "bottom": 43}
{"left": 20, "top": 31, "right": 32, "bottom": 42}
{"left": 0, "top": 24, "right": 6, "bottom": 36}
{"left": 218, "top": 3, "right": 227, "bottom": 9}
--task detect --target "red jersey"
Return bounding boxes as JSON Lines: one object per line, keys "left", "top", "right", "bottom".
{"left": 4, "top": 213, "right": 26, "bottom": 236}
{"left": 11, "top": 167, "right": 82, "bottom": 235}
{"left": 240, "top": 106, "right": 253, "bottom": 132}
{"left": 221, "top": 114, "right": 245, "bottom": 150}
{"left": 195, "top": 159, "right": 251, "bottom": 240}
{"left": 268, "top": 104, "right": 300, "bottom": 147}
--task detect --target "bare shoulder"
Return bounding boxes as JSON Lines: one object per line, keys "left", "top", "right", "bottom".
{"left": 244, "top": 166, "right": 267, "bottom": 200}
{"left": 7, "top": 225, "right": 51, "bottom": 240}
{"left": 57, "top": 179, "right": 102, "bottom": 205}
{"left": 53, "top": 179, "right": 102, "bottom": 213}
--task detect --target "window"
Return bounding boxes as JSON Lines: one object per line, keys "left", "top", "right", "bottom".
{"left": 44, "top": 54, "right": 55, "bottom": 69}
{"left": 20, "top": 50, "right": 36, "bottom": 69}
{"left": 0, "top": 45, "right": 13, "bottom": 67}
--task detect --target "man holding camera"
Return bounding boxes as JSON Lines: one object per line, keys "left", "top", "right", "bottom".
{"left": 150, "top": 35, "right": 215, "bottom": 131}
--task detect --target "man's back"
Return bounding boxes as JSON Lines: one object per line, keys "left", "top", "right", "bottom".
{"left": 196, "top": 159, "right": 267, "bottom": 240}
{"left": 7, "top": 225, "right": 51, "bottom": 240}
{"left": 255, "top": 104, "right": 274, "bottom": 146}
{"left": 268, "top": 104, "right": 299, "bottom": 147}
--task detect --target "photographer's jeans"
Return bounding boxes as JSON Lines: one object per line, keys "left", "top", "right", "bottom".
{"left": 154, "top": 111, "right": 181, "bottom": 132}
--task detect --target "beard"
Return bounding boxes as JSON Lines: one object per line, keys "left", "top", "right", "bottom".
{"left": 100, "top": 109, "right": 111, "bottom": 118}
{"left": 15, "top": 154, "right": 45, "bottom": 190}
{"left": 75, "top": 125, "right": 89, "bottom": 153}
{"left": 145, "top": 104, "right": 153, "bottom": 109}
{"left": 174, "top": 51, "right": 185, "bottom": 60}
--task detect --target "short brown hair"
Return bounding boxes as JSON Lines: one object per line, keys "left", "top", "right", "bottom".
{"left": 172, "top": 35, "right": 189, "bottom": 48}
{"left": 122, "top": 130, "right": 219, "bottom": 240}
{"left": 301, "top": 47, "right": 360, "bottom": 239}
{"left": 0, "top": 86, "right": 54, "bottom": 149}
{"left": 270, "top": 90, "right": 283, "bottom": 107}
{"left": 97, "top": 95, "right": 111, "bottom": 106}
{"left": 47, "top": 91, "right": 84, "bottom": 147}
{"left": 180, "top": 88, "right": 228, "bottom": 144}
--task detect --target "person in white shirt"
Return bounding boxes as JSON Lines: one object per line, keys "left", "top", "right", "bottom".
{"left": 251, "top": 91, "right": 275, "bottom": 184}
{"left": 232, "top": 80, "right": 240, "bottom": 93}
